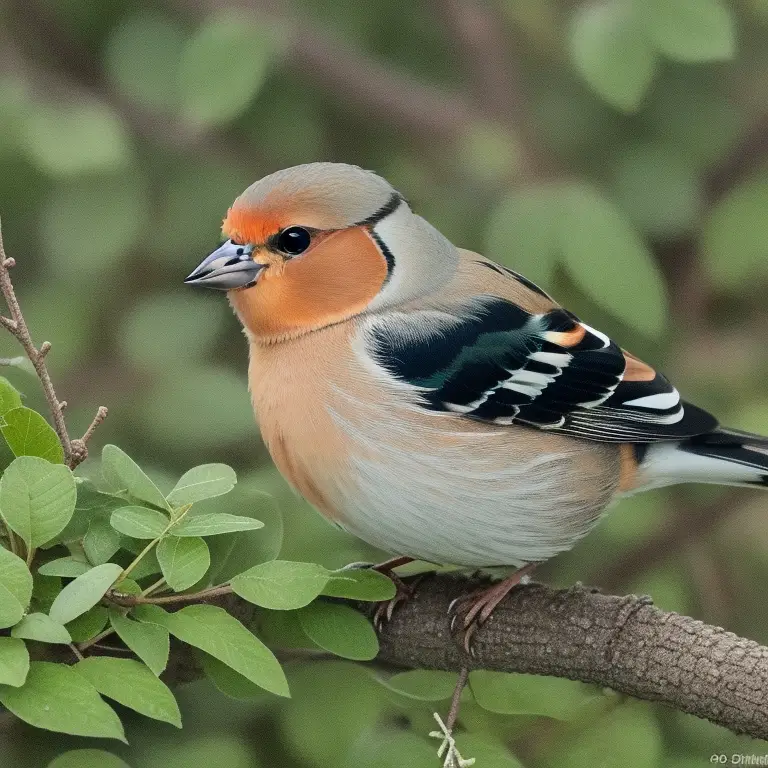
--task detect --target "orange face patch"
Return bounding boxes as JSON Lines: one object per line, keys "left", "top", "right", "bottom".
{"left": 223, "top": 206, "right": 287, "bottom": 245}
{"left": 230, "top": 226, "right": 389, "bottom": 342}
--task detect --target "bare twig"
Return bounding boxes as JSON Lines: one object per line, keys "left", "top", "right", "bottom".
{"left": 0, "top": 221, "right": 107, "bottom": 468}
{"left": 107, "top": 584, "right": 234, "bottom": 607}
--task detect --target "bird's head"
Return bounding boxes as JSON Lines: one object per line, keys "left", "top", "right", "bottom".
{"left": 185, "top": 163, "right": 457, "bottom": 342}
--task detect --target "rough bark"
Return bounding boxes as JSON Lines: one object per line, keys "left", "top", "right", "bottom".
{"left": 152, "top": 574, "right": 768, "bottom": 741}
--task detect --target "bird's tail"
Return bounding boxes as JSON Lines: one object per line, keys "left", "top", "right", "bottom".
{"left": 636, "top": 427, "right": 768, "bottom": 491}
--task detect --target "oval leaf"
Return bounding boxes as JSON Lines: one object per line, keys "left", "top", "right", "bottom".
{"left": 49, "top": 562, "right": 123, "bottom": 626}
{"left": 638, "top": 0, "right": 735, "bottom": 63}
{"left": 231, "top": 560, "right": 330, "bottom": 610}
{"left": 76, "top": 657, "right": 181, "bottom": 727}
{"left": 559, "top": 183, "right": 668, "bottom": 336}
{"left": 322, "top": 568, "right": 397, "bottom": 602}
{"left": 178, "top": 11, "right": 282, "bottom": 126}
{"left": 379, "top": 670, "right": 459, "bottom": 701}
{"left": 702, "top": 173, "right": 768, "bottom": 289}
{"left": 110, "top": 506, "right": 169, "bottom": 539}
{"left": 0, "top": 661, "right": 125, "bottom": 740}
{"left": 0, "top": 637, "right": 29, "bottom": 687}
{"left": 199, "top": 651, "right": 266, "bottom": 700}
{"left": 11, "top": 612, "right": 71, "bottom": 644}
{"left": 469, "top": 670, "right": 600, "bottom": 719}
{"left": 160, "top": 604, "right": 289, "bottom": 697}
{"left": 0, "top": 546, "right": 33, "bottom": 628}
{"left": 167, "top": 463, "right": 237, "bottom": 507}
{"left": 101, "top": 444, "right": 170, "bottom": 511}
{"left": 66, "top": 606, "right": 109, "bottom": 643}
{"left": 38, "top": 556, "right": 92, "bottom": 578}
{"left": 0, "top": 407, "right": 64, "bottom": 463}
{"left": 0, "top": 456, "right": 76, "bottom": 548}
{"left": 83, "top": 518, "right": 122, "bottom": 564}
{"left": 156, "top": 535, "right": 210, "bottom": 591}
{"left": 109, "top": 609, "right": 169, "bottom": 676}
{"left": 570, "top": 1, "right": 657, "bottom": 112}
{"left": 172, "top": 513, "right": 263, "bottom": 537}
{"left": 0, "top": 377, "right": 22, "bottom": 416}
{"left": 48, "top": 749, "right": 131, "bottom": 768}
{"left": 297, "top": 602, "right": 379, "bottom": 661}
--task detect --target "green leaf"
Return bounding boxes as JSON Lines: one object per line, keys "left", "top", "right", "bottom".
{"left": 559, "top": 183, "right": 668, "bottom": 336}
{"left": 638, "top": 0, "right": 735, "bottom": 62}
{"left": 23, "top": 103, "right": 131, "bottom": 177}
{"left": 31, "top": 573, "right": 60, "bottom": 613}
{"left": 0, "top": 661, "right": 125, "bottom": 740}
{"left": 76, "top": 657, "right": 181, "bottom": 728}
{"left": 67, "top": 606, "right": 109, "bottom": 643}
{"left": 0, "top": 547, "right": 33, "bottom": 628}
{"left": 378, "top": 670, "right": 459, "bottom": 701}
{"left": 322, "top": 568, "right": 397, "bottom": 601}
{"left": 0, "top": 407, "right": 64, "bottom": 463}
{"left": 49, "top": 562, "right": 123, "bottom": 625}
{"left": 172, "top": 513, "right": 263, "bottom": 537}
{"left": 485, "top": 185, "right": 561, "bottom": 290}
{"left": 178, "top": 11, "right": 283, "bottom": 126}
{"left": 110, "top": 506, "right": 169, "bottom": 539}
{"left": 297, "top": 602, "right": 379, "bottom": 661}
{"left": 38, "top": 556, "right": 92, "bottom": 577}
{"left": 109, "top": 609, "right": 169, "bottom": 676}
{"left": 569, "top": 0, "right": 657, "bottom": 112}
{"left": 159, "top": 604, "right": 289, "bottom": 697}
{"left": 105, "top": 10, "right": 185, "bottom": 112}
{"left": 199, "top": 651, "right": 266, "bottom": 700}
{"left": 469, "top": 670, "right": 600, "bottom": 719}
{"left": 156, "top": 535, "right": 210, "bottom": 591}
{"left": 206, "top": 487, "right": 282, "bottom": 585}
{"left": 56, "top": 481, "right": 131, "bottom": 544}
{"left": 0, "top": 377, "right": 22, "bottom": 416}
{"left": 101, "top": 444, "right": 171, "bottom": 511}
{"left": 548, "top": 700, "right": 661, "bottom": 767}
{"left": 0, "top": 456, "right": 76, "bottom": 549}
{"left": 47, "top": 749, "right": 131, "bottom": 768}
{"left": 231, "top": 560, "right": 330, "bottom": 610}
{"left": 83, "top": 518, "right": 122, "bottom": 565}
{"left": 11, "top": 612, "right": 71, "bottom": 644}
{"left": 0, "top": 637, "right": 29, "bottom": 687}
{"left": 702, "top": 173, "right": 768, "bottom": 288}
{"left": 167, "top": 463, "right": 237, "bottom": 507}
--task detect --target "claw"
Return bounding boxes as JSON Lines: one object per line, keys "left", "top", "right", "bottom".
{"left": 447, "top": 563, "right": 537, "bottom": 655}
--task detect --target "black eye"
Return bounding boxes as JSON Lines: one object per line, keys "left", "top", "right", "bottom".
{"left": 276, "top": 227, "right": 311, "bottom": 256}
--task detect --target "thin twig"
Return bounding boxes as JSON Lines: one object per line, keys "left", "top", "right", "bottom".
{"left": 107, "top": 584, "right": 234, "bottom": 607}
{"left": 0, "top": 220, "right": 108, "bottom": 469}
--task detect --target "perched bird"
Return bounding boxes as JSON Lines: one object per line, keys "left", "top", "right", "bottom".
{"left": 186, "top": 162, "right": 768, "bottom": 645}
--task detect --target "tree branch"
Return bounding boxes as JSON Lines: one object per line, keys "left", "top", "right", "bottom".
{"left": 87, "top": 574, "right": 768, "bottom": 741}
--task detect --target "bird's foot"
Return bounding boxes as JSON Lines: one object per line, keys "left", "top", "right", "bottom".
{"left": 448, "top": 563, "right": 537, "bottom": 654}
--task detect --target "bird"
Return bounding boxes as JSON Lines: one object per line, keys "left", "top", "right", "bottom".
{"left": 185, "top": 162, "right": 768, "bottom": 647}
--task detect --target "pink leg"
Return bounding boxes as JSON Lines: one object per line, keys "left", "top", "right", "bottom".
{"left": 449, "top": 563, "right": 538, "bottom": 653}
{"left": 371, "top": 556, "right": 419, "bottom": 628}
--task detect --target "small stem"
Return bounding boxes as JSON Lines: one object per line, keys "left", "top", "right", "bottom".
{"left": 109, "top": 584, "right": 233, "bottom": 607}
{"left": 25, "top": 546, "right": 35, "bottom": 568}
{"left": 445, "top": 667, "right": 469, "bottom": 732}
{"left": 80, "top": 405, "right": 108, "bottom": 444}
{"left": 78, "top": 627, "right": 115, "bottom": 653}
{"left": 118, "top": 533, "right": 166, "bottom": 583}
{"left": 141, "top": 576, "right": 167, "bottom": 597}
{"left": 69, "top": 643, "right": 84, "bottom": 661}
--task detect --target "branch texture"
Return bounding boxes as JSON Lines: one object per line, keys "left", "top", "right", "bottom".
{"left": 141, "top": 574, "right": 768, "bottom": 741}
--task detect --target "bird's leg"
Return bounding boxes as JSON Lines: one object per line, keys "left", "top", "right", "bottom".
{"left": 370, "top": 556, "right": 420, "bottom": 627}
{"left": 448, "top": 563, "right": 538, "bottom": 654}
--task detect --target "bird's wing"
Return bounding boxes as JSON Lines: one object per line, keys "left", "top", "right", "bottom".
{"left": 364, "top": 292, "right": 717, "bottom": 443}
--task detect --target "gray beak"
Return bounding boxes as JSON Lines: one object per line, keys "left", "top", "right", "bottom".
{"left": 185, "top": 241, "right": 265, "bottom": 290}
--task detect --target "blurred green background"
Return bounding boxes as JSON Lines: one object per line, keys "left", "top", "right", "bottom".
{"left": 1, "top": 0, "right": 768, "bottom": 765}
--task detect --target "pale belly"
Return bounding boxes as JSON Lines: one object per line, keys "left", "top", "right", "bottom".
{"left": 324, "top": 400, "right": 621, "bottom": 567}
{"left": 248, "top": 333, "right": 621, "bottom": 568}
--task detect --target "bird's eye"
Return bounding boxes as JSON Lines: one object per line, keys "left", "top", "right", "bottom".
{"left": 276, "top": 227, "right": 311, "bottom": 256}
